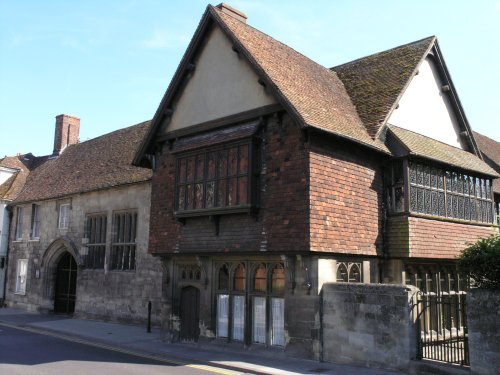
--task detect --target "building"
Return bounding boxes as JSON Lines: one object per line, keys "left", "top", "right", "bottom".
{"left": 134, "top": 4, "right": 498, "bottom": 359}
{"left": 473, "top": 131, "right": 500, "bottom": 218}
{"left": 6, "top": 115, "right": 163, "bottom": 324}
{"left": 0, "top": 153, "right": 47, "bottom": 302}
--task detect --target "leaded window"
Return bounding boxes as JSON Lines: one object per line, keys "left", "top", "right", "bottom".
{"left": 336, "top": 262, "right": 362, "bottom": 283}
{"left": 214, "top": 262, "right": 285, "bottom": 346}
{"left": 175, "top": 143, "right": 251, "bottom": 214}
{"left": 409, "top": 162, "right": 495, "bottom": 224}
{"left": 15, "top": 207, "right": 23, "bottom": 240}
{"left": 30, "top": 204, "right": 40, "bottom": 239}
{"left": 83, "top": 214, "right": 107, "bottom": 269}
{"left": 110, "top": 211, "right": 137, "bottom": 271}
{"left": 385, "top": 160, "right": 405, "bottom": 212}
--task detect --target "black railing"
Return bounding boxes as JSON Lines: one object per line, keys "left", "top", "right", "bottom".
{"left": 412, "top": 291, "right": 469, "bottom": 366}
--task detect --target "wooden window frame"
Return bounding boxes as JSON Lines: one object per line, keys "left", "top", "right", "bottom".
{"left": 15, "top": 207, "right": 24, "bottom": 241}
{"left": 110, "top": 210, "right": 137, "bottom": 271}
{"left": 30, "top": 204, "right": 41, "bottom": 240}
{"left": 174, "top": 139, "right": 256, "bottom": 218}
{"left": 83, "top": 213, "right": 107, "bottom": 269}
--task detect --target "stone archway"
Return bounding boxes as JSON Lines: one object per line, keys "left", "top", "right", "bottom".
{"left": 40, "top": 236, "right": 82, "bottom": 310}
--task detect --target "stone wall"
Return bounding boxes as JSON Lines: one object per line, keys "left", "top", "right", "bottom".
{"left": 467, "top": 289, "right": 500, "bottom": 375}
{"left": 6, "top": 182, "right": 163, "bottom": 325}
{"left": 321, "top": 283, "right": 417, "bottom": 371}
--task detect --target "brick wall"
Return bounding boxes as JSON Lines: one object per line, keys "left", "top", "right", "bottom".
{"left": 388, "top": 215, "right": 496, "bottom": 259}
{"left": 309, "top": 132, "right": 384, "bottom": 256}
{"left": 148, "top": 112, "right": 310, "bottom": 255}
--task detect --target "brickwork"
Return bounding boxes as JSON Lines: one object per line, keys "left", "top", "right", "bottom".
{"left": 309, "top": 133, "right": 384, "bottom": 255}
{"left": 148, "top": 112, "right": 310, "bottom": 255}
{"left": 53, "top": 114, "right": 80, "bottom": 155}
{"left": 388, "top": 215, "right": 496, "bottom": 259}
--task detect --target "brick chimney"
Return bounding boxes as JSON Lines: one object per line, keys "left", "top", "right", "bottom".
{"left": 216, "top": 3, "right": 247, "bottom": 23}
{"left": 53, "top": 114, "right": 80, "bottom": 156}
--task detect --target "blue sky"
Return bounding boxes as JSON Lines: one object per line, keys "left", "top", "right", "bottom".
{"left": 1, "top": 0, "right": 499, "bottom": 157}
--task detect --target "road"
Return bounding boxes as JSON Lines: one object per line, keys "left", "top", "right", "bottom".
{"left": 0, "top": 324, "right": 241, "bottom": 375}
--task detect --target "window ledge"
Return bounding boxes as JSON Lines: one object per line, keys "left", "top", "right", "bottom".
{"left": 175, "top": 205, "right": 255, "bottom": 218}
{"left": 28, "top": 238, "right": 40, "bottom": 242}
{"left": 388, "top": 211, "right": 499, "bottom": 228}
{"left": 14, "top": 292, "right": 26, "bottom": 296}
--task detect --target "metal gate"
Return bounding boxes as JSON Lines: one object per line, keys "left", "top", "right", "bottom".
{"left": 412, "top": 291, "right": 469, "bottom": 366}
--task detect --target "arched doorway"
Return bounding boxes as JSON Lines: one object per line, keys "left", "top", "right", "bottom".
{"left": 180, "top": 286, "right": 200, "bottom": 342}
{"left": 54, "top": 252, "right": 77, "bottom": 314}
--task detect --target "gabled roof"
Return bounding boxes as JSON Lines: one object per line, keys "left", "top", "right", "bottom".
{"left": 332, "top": 37, "right": 435, "bottom": 138}
{"left": 388, "top": 125, "right": 498, "bottom": 177}
{"left": 0, "top": 154, "right": 46, "bottom": 201}
{"left": 473, "top": 131, "right": 500, "bottom": 194}
{"left": 14, "top": 121, "right": 152, "bottom": 204}
{"left": 134, "top": 4, "right": 388, "bottom": 165}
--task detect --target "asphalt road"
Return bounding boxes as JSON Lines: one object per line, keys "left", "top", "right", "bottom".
{"left": 0, "top": 324, "right": 240, "bottom": 375}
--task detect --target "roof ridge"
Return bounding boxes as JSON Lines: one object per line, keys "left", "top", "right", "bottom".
{"left": 331, "top": 36, "right": 435, "bottom": 70}
{"left": 77, "top": 120, "right": 151, "bottom": 147}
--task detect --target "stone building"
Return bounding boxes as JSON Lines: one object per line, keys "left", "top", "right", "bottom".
{"left": 134, "top": 4, "right": 498, "bottom": 359}
{"left": 6, "top": 115, "right": 163, "bottom": 324}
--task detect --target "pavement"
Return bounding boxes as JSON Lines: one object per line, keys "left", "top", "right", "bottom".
{"left": 0, "top": 307, "right": 406, "bottom": 375}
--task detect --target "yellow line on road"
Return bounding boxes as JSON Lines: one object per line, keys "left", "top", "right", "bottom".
{"left": 0, "top": 322, "right": 245, "bottom": 375}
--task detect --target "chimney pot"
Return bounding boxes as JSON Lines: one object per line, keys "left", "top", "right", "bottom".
{"left": 53, "top": 114, "right": 80, "bottom": 156}
{"left": 215, "top": 3, "right": 247, "bottom": 23}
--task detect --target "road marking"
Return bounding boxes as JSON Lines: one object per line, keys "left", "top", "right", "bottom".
{"left": 0, "top": 322, "right": 245, "bottom": 375}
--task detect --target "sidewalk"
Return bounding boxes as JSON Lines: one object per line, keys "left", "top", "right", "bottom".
{"left": 0, "top": 307, "right": 406, "bottom": 375}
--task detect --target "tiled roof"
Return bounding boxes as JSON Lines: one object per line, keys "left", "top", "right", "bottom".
{"left": 332, "top": 37, "right": 435, "bottom": 138}
{"left": 0, "top": 154, "right": 41, "bottom": 201}
{"left": 211, "top": 6, "right": 388, "bottom": 153}
{"left": 473, "top": 131, "right": 500, "bottom": 194}
{"left": 14, "top": 121, "right": 152, "bottom": 204}
{"left": 388, "top": 125, "right": 498, "bottom": 177}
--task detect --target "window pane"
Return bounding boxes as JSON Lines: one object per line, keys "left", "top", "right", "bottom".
{"left": 253, "top": 297, "right": 266, "bottom": 344}
{"left": 271, "top": 298, "right": 285, "bottom": 346}
{"left": 218, "top": 265, "right": 229, "bottom": 290}
{"left": 15, "top": 259, "right": 28, "bottom": 294}
{"left": 272, "top": 265, "right": 285, "bottom": 293}
{"left": 217, "top": 294, "right": 229, "bottom": 338}
{"left": 234, "top": 264, "right": 246, "bottom": 291}
{"left": 179, "top": 158, "right": 187, "bottom": 183}
{"left": 228, "top": 178, "right": 237, "bottom": 206}
{"left": 186, "top": 156, "right": 195, "bottom": 183}
{"left": 228, "top": 147, "right": 238, "bottom": 176}
{"left": 218, "top": 150, "right": 228, "bottom": 177}
{"left": 186, "top": 184, "right": 194, "bottom": 210}
{"left": 238, "top": 177, "right": 248, "bottom": 205}
{"left": 206, "top": 181, "right": 215, "bottom": 208}
{"left": 232, "top": 295, "right": 245, "bottom": 341}
{"left": 178, "top": 186, "right": 186, "bottom": 210}
{"left": 337, "top": 263, "right": 348, "bottom": 282}
{"left": 195, "top": 183, "right": 204, "bottom": 209}
{"left": 348, "top": 264, "right": 361, "bottom": 283}
{"left": 217, "top": 179, "right": 226, "bottom": 207}
{"left": 207, "top": 152, "right": 216, "bottom": 179}
{"left": 239, "top": 145, "right": 249, "bottom": 174}
{"left": 196, "top": 154, "right": 205, "bottom": 181}
{"left": 254, "top": 264, "right": 267, "bottom": 292}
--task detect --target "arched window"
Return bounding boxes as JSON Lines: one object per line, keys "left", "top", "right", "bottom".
{"left": 218, "top": 264, "right": 229, "bottom": 290}
{"left": 348, "top": 263, "right": 361, "bottom": 283}
{"left": 233, "top": 264, "right": 246, "bottom": 291}
{"left": 254, "top": 264, "right": 267, "bottom": 292}
{"left": 336, "top": 263, "right": 348, "bottom": 282}
{"left": 271, "top": 264, "right": 285, "bottom": 294}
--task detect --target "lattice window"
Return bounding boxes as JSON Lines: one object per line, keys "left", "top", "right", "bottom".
{"left": 409, "top": 162, "right": 495, "bottom": 224}
{"left": 175, "top": 143, "right": 250, "bottom": 213}
{"left": 336, "top": 262, "right": 363, "bottom": 283}
{"left": 83, "top": 213, "right": 107, "bottom": 269}
{"left": 110, "top": 211, "right": 137, "bottom": 271}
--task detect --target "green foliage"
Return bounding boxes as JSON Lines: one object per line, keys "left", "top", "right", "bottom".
{"left": 458, "top": 234, "right": 500, "bottom": 290}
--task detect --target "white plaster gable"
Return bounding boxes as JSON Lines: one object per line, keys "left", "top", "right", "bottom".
{"left": 165, "top": 26, "right": 277, "bottom": 132}
{"left": 388, "top": 56, "right": 465, "bottom": 149}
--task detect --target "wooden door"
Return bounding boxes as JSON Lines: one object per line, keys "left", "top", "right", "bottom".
{"left": 54, "top": 252, "right": 77, "bottom": 314}
{"left": 180, "top": 286, "right": 200, "bottom": 342}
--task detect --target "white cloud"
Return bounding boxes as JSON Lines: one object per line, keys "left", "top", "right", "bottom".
{"left": 141, "top": 29, "right": 189, "bottom": 49}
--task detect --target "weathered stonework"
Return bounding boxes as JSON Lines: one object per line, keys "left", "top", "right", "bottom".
{"left": 321, "top": 283, "right": 417, "bottom": 371}
{"left": 467, "top": 289, "right": 500, "bottom": 375}
{"left": 6, "top": 182, "right": 163, "bottom": 325}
